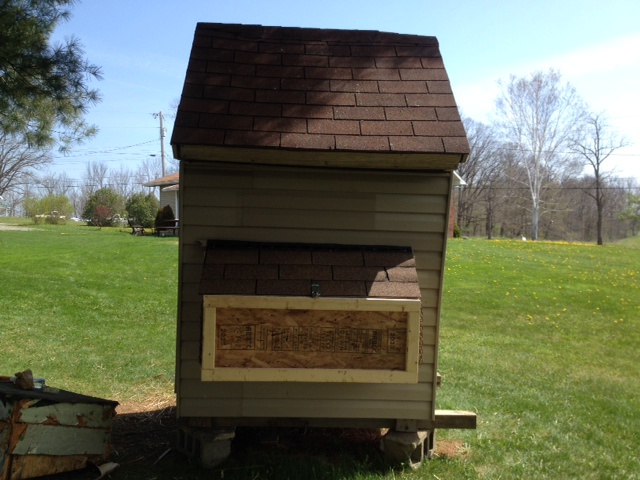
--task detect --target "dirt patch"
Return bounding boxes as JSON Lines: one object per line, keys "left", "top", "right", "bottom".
{"left": 0, "top": 224, "right": 36, "bottom": 231}
{"left": 110, "top": 402, "right": 177, "bottom": 466}
{"left": 433, "top": 439, "right": 469, "bottom": 459}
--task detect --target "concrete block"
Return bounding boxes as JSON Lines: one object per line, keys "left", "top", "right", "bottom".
{"left": 380, "top": 429, "right": 433, "bottom": 469}
{"left": 177, "top": 424, "right": 235, "bottom": 468}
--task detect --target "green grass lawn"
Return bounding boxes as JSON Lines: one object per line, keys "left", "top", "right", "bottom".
{"left": 0, "top": 221, "right": 178, "bottom": 403}
{"left": 1, "top": 220, "right": 638, "bottom": 479}
{"left": 437, "top": 238, "right": 640, "bottom": 479}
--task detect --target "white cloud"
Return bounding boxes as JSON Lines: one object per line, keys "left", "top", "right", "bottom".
{"left": 453, "top": 33, "right": 640, "bottom": 180}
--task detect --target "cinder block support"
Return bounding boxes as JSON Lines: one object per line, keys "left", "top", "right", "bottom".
{"left": 177, "top": 424, "right": 235, "bottom": 468}
{"left": 380, "top": 429, "right": 435, "bottom": 469}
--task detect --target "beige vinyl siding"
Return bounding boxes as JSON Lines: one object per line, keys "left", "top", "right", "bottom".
{"left": 177, "top": 162, "right": 452, "bottom": 426}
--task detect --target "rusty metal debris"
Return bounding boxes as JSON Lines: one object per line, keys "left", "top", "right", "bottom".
{"left": 0, "top": 377, "right": 118, "bottom": 480}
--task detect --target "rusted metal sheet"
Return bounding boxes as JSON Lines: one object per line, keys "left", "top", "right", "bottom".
{"left": 0, "top": 382, "right": 117, "bottom": 480}
{"left": 17, "top": 402, "right": 112, "bottom": 428}
{"left": 10, "top": 424, "right": 110, "bottom": 456}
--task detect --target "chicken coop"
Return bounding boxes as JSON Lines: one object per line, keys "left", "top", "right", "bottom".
{"left": 170, "top": 22, "right": 475, "bottom": 465}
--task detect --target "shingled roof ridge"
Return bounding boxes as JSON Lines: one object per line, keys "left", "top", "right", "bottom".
{"left": 196, "top": 22, "right": 440, "bottom": 47}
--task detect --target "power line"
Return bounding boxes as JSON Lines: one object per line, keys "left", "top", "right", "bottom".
{"left": 51, "top": 139, "right": 157, "bottom": 159}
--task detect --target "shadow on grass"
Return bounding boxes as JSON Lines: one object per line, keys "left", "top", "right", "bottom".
{"left": 104, "top": 406, "right": 402, "bottom": 480}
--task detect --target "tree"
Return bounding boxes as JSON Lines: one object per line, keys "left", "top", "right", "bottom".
{"left": 82, "top": 187, "right": 124, "bottom": 225}
{"left": 81, "top": 160, "right": 108, "bottom": 193}
{"left": 92, "top": 204, "right": 112, "bottom": 229}
{"left": 570, "top": 112, "right": 630, "bottom": 245}
{"left": 457, "top": 117, "right": 503, "bottom": 238}
{"left": 23, "top": 193, "right": 73, "bottom": 222}
{"left": 619, "top": 193, "right": 640, "bottom": 236}
{"left": 36, "top": 170, "right": 75, "bottom": 196}
{"left": 0, "top": 132, "right": 52, "bottom": 196}
{"left": 0, "top": 0, "right": 101, "bottom": 151}
{"left": 126, "top": 192, "right": 160, "bottom": 228}
{"left": 495, "top": 69, "right": 585, "bottom": 240}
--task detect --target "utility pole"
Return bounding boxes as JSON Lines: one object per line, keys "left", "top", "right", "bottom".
{"left": 153, "top": 111, "right": 167, "bottom": 177}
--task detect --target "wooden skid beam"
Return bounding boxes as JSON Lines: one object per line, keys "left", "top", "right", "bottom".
{"left": 434, "top": 410, "right": 477, "bottom": 429}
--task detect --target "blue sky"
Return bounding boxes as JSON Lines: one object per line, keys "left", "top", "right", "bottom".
{"left": 50, "top": 0, "right": 640, "bottom": 182}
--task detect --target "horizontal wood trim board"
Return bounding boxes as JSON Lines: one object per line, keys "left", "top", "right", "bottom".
{"left": 202, "top": 369, "right": 418, "bottom": 383}
{"left": 434, "top": 410, "right": 477, "bottom": 429}
{"left": 203, "top": 296, "right": 421, "bottom": 312}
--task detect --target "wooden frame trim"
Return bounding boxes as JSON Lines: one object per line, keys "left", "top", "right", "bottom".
{"left": 202, "top": 295, "right": 421, "bottom": 383}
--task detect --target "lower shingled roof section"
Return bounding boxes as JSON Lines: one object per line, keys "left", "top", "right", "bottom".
{"left": 200, "top": 240, "right": 421, "bottom": 299}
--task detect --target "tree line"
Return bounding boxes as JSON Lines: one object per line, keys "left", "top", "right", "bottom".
{"left": 1, "top": 2, "right": 638, "bottom": 243}
{"left": 456, "top": 70, "right": 638, "bottom": 245}
{"left": 5, "top": 157, "right": 177, "bottom": 224}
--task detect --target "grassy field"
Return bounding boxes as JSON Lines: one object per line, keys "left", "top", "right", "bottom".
{"left": 0, "top": 219, "right": 178, "bottom": 403}
{"left": 437, "top": 237, "right": 639, "bottom": 479}
{"left": 1, "top": 219, "right": 638, "bottom": 479}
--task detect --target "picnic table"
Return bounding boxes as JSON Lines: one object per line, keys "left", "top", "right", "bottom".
{"left": 128, "top": 218, "right": 145, "bottom": 236}
{"left": 156, "top": 218, "right": 179, "bottom": 236}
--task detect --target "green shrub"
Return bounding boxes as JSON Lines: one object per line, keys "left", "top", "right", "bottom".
{"left": 24, "top": 195, "right": 74, "bottom": 223}
{"left": 154, "top": 204, "right": 175, "bottom": 228}
{"left": 126, "top": 193, "right": 160, "bottom": 228}
{"left": 82, "top": 188, "right": 125, "bottom": 223}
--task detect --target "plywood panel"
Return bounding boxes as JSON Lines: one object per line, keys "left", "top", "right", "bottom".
{"left": 214, "top": 309, "right": 408, "bottom": 370}
{"left": 202, "top": 296, "right": 421, "bottom": 384}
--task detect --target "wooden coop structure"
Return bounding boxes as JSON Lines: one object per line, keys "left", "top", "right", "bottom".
{"left": 170, "top": 23, "right": 474, "bottom": 459}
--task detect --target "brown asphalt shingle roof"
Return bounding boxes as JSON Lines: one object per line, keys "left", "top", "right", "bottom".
{"left": 200, "top": 241, "right": 421, "bottom": 299}
{"left": 171, "top": 23, "right": 468, "bottom": 170}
